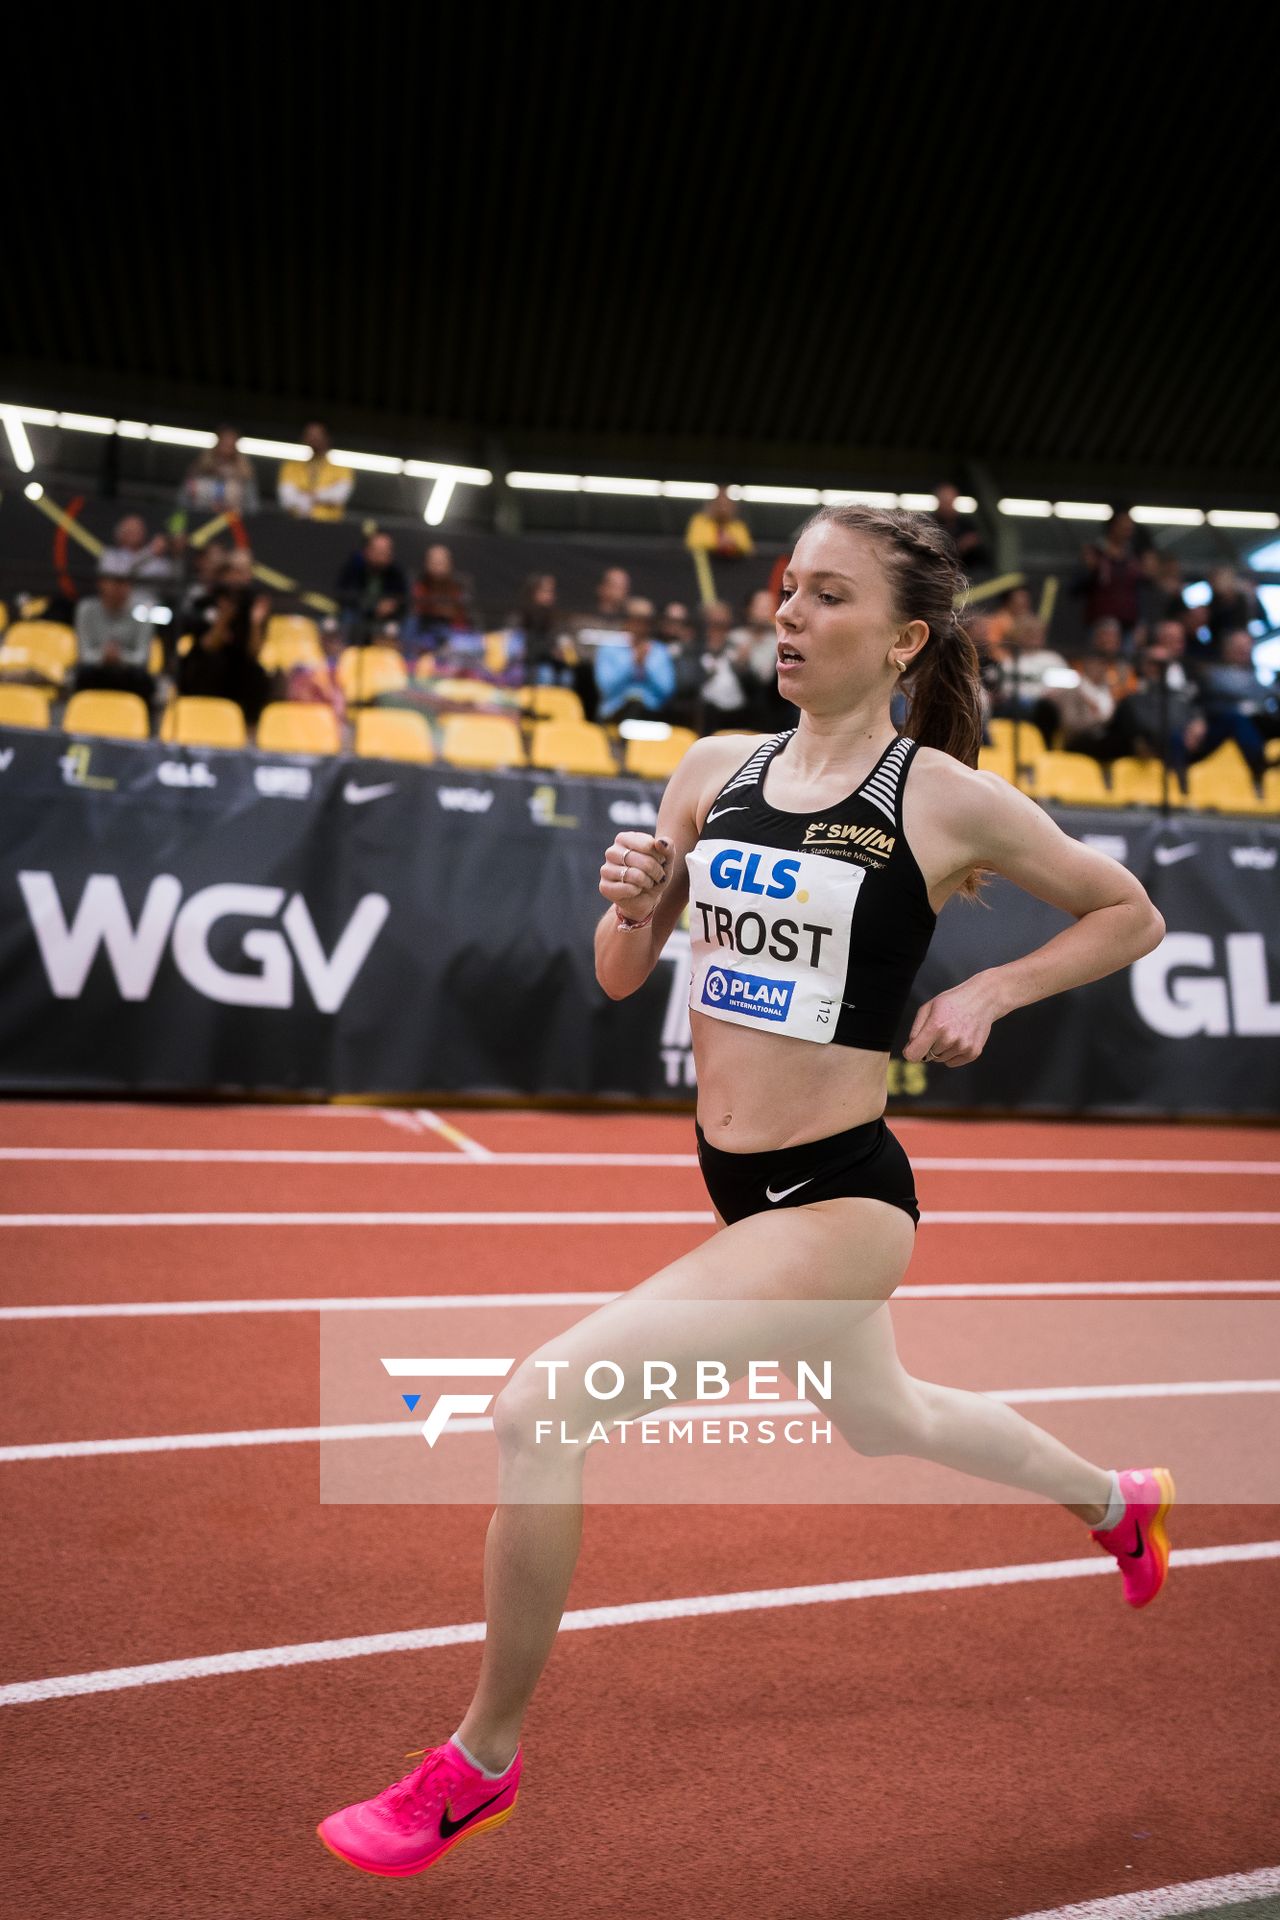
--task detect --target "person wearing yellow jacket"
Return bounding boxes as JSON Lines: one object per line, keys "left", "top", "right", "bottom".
{"left": 684, "top": 485, "right": 754, "bottom": 557}
{"left": 277, "top": 422, "right": 354, "bottom": 521}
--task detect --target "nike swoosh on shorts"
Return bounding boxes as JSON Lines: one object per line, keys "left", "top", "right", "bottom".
{"left": 765, "top": 1177, "right": 815, "bottom": 1203}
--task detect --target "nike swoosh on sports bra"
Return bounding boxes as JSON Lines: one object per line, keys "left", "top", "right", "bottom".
{"left": 686, "top": 729, "right": 937, "bottom": 1051}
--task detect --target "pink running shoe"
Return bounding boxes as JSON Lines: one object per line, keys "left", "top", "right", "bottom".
{"left": 1090, "top": 1466, "right": 1176, "bottom": 1608}
{"left": 318, "top": 1738, "right": 521, "bottom": 1877}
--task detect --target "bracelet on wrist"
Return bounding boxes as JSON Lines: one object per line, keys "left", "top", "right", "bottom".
{"left": 614, "top": 903, "right": 655, "bottom": 931}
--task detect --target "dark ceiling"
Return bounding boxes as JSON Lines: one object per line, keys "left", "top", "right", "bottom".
{"left": 3, "top": 9, "right": 1276, "bottom": 496}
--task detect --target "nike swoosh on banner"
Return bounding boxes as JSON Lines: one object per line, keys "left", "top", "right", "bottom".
{"left": 343, "top": 783, "right": 397, "bottom": 805}
{"left": 706, "top": 807, "right": 748, "bottom": 824}
{"left": 438, "top": 1787, "right": 509, "bottom": 1838}
{"left": 765, "top": 1177, "right": 815, "bottom": 1203}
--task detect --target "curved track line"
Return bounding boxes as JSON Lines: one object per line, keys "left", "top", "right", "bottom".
{"left": 3, "top": 1541, "right": 1277, "bottom": 1707}
{"left": 1006, "top": 1862, "right": 1280, "bottom": 1917}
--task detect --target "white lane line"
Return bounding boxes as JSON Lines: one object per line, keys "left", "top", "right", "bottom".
{"left": 4, "top": 1379, "right": 1278, "bottom": 1464}
{"left": 5, "top": 1280, "right": 1279, "bottom": 1320}
{"left": 1, "top": 1147, "right": 1277, "bottom": 1174}
{"left": 411, "top": 1110, "right": 495, "bottom": 1160}
{"left": 1006, "top": 1862, "right": 1280, "bottom": 1918}
{"left": 4, "top": 1540, "right": 1276, "bottom": 1707}
{"left": 2, "top": 1210, "right": 1279, "bottom": 1228}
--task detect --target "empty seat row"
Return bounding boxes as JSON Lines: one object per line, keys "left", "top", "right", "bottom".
{"left": 979, "top": 744, "right": 1280, "bottom": 812}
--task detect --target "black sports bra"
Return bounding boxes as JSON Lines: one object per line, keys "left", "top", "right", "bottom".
{"left": 685, "top": 729, "right": 937, "bottom": 1052}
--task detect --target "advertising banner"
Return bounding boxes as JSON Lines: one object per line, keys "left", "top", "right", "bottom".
{"left": 0, "top": 728, "right": 1276, "bottom": 1113}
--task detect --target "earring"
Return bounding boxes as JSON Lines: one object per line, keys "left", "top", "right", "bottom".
{"left": 891, "top": 656, "right": 906, "bottom": 673}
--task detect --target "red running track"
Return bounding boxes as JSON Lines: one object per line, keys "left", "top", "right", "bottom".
{"left": 0, "top": 1101, "right": 1278, "bottom": 1920}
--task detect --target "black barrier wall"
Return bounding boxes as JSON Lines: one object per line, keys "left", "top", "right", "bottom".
{"left": 1, "top": 727, "right": 1277, "bottom": 1114}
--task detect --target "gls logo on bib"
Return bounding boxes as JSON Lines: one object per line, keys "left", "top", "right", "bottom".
{"left": 686, "top": 838, "right": 864, "bottom": 1044}
{"left": 18, "top": 872, "right": 389, "bottom": 1011}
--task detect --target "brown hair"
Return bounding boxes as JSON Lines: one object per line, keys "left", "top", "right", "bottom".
{"left": 792, "top": 503, "right": 990, "bottom": 903}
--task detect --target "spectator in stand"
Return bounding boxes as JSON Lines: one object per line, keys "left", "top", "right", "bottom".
{"left": 1054, "top": 653, "right": 1123, "bottom": 762}
{"left": 593, "top": 597, "right": 676, "bottom": 722}
{"left": 731, "top": 588, "right": 791, "bottom": 730}
{"left": 568, "top": 567, "right": 632, "bottom": 720}
{"left": 694, "top": 601, "right": 754, "bottom": 732}
{"left": 508, "top": 572, "right": 574, "bottom": 687}
{"left": 987, "top": 583, "right": 1035, "bottom": 649}
{"left": 930, "top": 484, "right": 990, "bottom": 571}
{"left": 277, "top": 423, "right": 354, "bottom": 521}
{"left": 1072, "top": 509, "right": 1152, "bottom": 637}
{"left": 335, "top": 531, "right": 408, "bottom": 645}
{"left": 1111, "top": 632, "right": 1206, "bottom": 778}
{"left": 991, "top": 613, "right": 1070, "bottom": 747}
{"left": 655, "top": 601, "right": 705, "bottom": 731}
{"left": 175, "top": 560, "right": 274, "bottom": 725}
{"left": 685, "top": 486, "right": 754, "bottom": 558}
{"left": 97, "top": 514, "right": 180, "bottom": 607}
{"left": 1137, "top": 550, "right": 1187, "bottom": 632}
{"left": 401, "top": 543, "right": 478, "bottom": 661}
{"left": 72, "top": 568, "right": 156, "bottom": 712}
{"left": 180, "top": 427, "right": 258, "bottom": 515}
{"left": 175, "top": 541, "right": 230, "bottom": 630}
{"left": 1203, "top": 567, "right": 1263, "bottom": 659}
{"left": 1196, "top": 628, "right": 1277, "bottom": 774}
{"left": 1086, "top": 617, "right": 1139, "bottom": 702}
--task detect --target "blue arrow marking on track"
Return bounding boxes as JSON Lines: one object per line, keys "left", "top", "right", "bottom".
{"left": 401, "top": 1393, "right": 421, "bottom": 1411}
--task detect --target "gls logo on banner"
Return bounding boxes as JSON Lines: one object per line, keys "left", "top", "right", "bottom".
{"left": 1132, "top": 932, "right": 1280, "bottom": 1037}
{"left": 436, "top": 787, "right": 495, "bottom": 812}
{"left": 18, "top": 873, "right": 389, "bottom": 1011}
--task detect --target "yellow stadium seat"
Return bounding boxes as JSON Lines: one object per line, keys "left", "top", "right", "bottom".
{"left": 0, "top": 620, "right": 78, "bottom": 686}
{"left": 439, "top": 713, "right": 525, "bottom": 770}
{"left": 336, "top": 646, "right": 409, "bottom": 702}
{"left": 1030, "top": 750, "right": 1110, "bottom": 806}
{"left": 162, "top": 697, "right": 248, "bottom": 749}
{"left": 1263, "top": 737, "right": 1280, "bottom": 765}
{"left": 484, "top": 632, "right": 510, "bottom": 676}
{"left": 623, "top": 728, "right": 699, "bottom": 779}
{"left": 0, "top": 601, "right": 7, "bottom": 634}
{"left": 530, "top": 720, "right": 617, "bottom": 777}
{"left": 0, "top": 684, "right": 52, "bottom": 729}
{"left": 256, "top": 702, "right": 341, "bottom": 755}
{"left": 261, "top": 614, "right": 324, "bottom": 671}
{"left": 419, "top": 670, "right": 501, "bottom": 702}
{"left": 355, "top": 709, "right": 435, "bottom": 763}
{"left": 988, "top": 716, "right": 1047, "bottom": 764}
{"left": 1261, "top": 769, "right": 1280, "bottom": 814}
{"left": 527, "top": 685, "right": 585, "bottom": 725}
{"left": 63, "top": 689, "right": 150, "bottom": 740}
{"left": 1108, "top": 757, "right": 1186, "bottom": 807}
{"left": 1186, "top": 756, "right": 1262, "bottom": 813}
{"left": 977, "top": 745, "right": 1015, "bottom": 781}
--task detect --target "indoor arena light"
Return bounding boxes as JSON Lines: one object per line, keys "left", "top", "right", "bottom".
{"left": 738, "top": 485, "right": 821, "bottom": 505}
{"left": 1053, "top": 501, "right": 1111, "bottom": 519}
{"left": 115, "top": 420, "right": 149, "bottom": 438}
{"left": 405, "top": 459, "right": 493, "bottom": 485}
{"left": 147, "top": 424, "right": 217, "bottom": 447}
{"left": 422, "top": 476, "right": 456, "bottom": 525}
{"left": 1, "top": 408, "right": 36, "bottom": 472}
{"left": 506, "top": 471, "right": 582, "bottom": 490}
{"left": 1130, "top": 505, "right": 1205, "bottom": 525}
{"left": 898, "top": 492, "right": 939, "bottom": 510}
{"left": 660, "top": 481, "right": 718, "bottom": 499}
{"left": 1206, "top": 509, "right": 1279, "bottom": 530}
{"left": 24, "top": 480, "right": 43, "bottom": 500}
{"left": 821, "top": 489, "right": 898, "bottom": 508}
{"left": 57, "top": 412, "right": 115, "bottom": 433}
{"left": 238, "top": 435, "right": 310, "bottom": 460}
{"left": 583, "top": 476, "right": 664, "bottom": 495}
{"left": 328, "top": 449, "right": 405, "bottom": 473}
{"left": 998, "top": 498, "right": 1053, "bottom": 516}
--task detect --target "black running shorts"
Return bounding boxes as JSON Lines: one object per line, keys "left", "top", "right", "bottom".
{"left": 694, "top": 1114, "right": 920, "bottom": 1231}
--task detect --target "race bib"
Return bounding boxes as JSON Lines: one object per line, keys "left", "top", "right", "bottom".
{"left": 685, "top": 838, "right": 866, "bottom": 1044}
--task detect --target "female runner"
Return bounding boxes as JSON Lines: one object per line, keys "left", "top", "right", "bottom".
{"left": 319, "top": 505, "right": 1176, "bottom": 1879}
